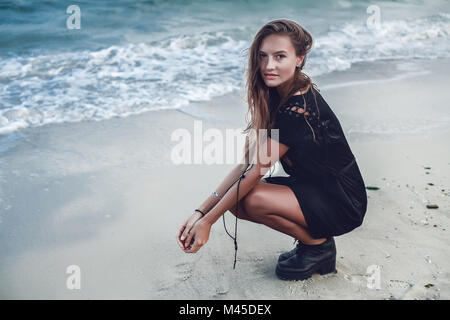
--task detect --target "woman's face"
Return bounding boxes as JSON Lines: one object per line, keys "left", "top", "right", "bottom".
{"left": 258, "top": 34, "right": 303, "bottom": 90}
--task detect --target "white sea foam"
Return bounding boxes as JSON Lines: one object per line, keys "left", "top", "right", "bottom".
{"left": 0, "top": 14, "right": 449, "bottom": 135}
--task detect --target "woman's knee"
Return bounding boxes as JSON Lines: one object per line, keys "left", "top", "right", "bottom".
{"left": 242, "top": 189, "right": 267, "bottom": 219}
{"left": 228, "top": 198, "right": 252, "bottom": 221}
{"left": 228, "top": 181, "right": 268, "bottom": 222}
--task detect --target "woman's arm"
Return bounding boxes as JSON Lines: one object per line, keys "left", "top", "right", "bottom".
{"left": 177, "top": 158, "right": 252, "bottom": 249}
{"left": 181, "top": 136, "right": 290, "bottom": 252}
{"left": 195, "top": 162, "right": 251, "bottom": 214}
{"left": 203, "top": 136, "right": 289, "bottom": 225}
{"left": 203, "top": 162, "right": 265, "bottom": 224}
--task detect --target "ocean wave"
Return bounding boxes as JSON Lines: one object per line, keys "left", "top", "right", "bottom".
{"left": 307, "top": 13, "right": 450, "bottom": 75}
{"left": 1, "top": 13, "right": 449, "bottom": 135}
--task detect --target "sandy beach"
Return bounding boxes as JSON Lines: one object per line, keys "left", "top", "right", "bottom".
{"left": 0, "top": 57, "right": 449, "bottom": 300}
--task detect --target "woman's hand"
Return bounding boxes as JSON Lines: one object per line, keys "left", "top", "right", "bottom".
{"left": 181, "top": 220, "right": 211, "bottom": 253}
{"left": 176, "top": 210, "right": 203, "bottom": 251}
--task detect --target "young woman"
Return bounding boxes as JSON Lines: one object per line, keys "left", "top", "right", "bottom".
{"left": 176, "top": 19, "right": 367, "bottom": 281}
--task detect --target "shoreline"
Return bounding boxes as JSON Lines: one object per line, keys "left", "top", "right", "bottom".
{"left": 1, "top": 56, "right": 449, "bottom": 153}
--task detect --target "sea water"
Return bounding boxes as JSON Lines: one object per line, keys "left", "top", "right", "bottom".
{"left": 0, "top": 0, "right": 449, "bottom": 137}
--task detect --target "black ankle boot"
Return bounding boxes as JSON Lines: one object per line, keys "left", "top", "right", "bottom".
{"left": 275, "top": 237, "right": 337, "bottom": 281}
{"left": 278, "top": 240, "right": 305, "bottom": 262}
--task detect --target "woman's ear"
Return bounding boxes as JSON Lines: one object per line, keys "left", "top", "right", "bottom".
{"left": 296, "top": 55, "right": 305, "bottom": 67}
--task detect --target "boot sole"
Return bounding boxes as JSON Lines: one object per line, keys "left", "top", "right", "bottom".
{"left": 275, "top": 258, "right": 337, "bottom": 281}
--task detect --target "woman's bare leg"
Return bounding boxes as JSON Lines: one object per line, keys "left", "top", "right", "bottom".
{"left": 228, "top": 179, "right": 326, "bottom": 245}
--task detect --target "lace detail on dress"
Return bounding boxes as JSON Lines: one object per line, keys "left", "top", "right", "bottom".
{"left": 278, "top": 93, "right": 320, "bottom": 143}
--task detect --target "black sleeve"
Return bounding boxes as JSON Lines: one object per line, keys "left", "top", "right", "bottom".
{"left": 271, "top": 105, "right": 310, "bottom": 149}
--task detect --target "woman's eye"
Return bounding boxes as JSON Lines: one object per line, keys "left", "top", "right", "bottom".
{"left": 259, "top": 54, "right": 285, "bottom": 59}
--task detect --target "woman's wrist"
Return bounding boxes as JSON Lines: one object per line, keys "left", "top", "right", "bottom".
{"left": 195, "top": 209, "right": 205, "bottom": 217}
{"left": 201, "top": 209, "right": 216, "bottom": 225}
{"left": 196, "top": 193, "right": 220, "bottom": 216}
{"left": 194, "top": 209, "right": 213, "bottom": 226}
{"left": 197, "top": 218, "right": 211, "bottom": 228}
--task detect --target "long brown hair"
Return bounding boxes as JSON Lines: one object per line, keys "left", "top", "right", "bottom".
{"left": 241, "top": 19, "right": 320, "bottom": 165}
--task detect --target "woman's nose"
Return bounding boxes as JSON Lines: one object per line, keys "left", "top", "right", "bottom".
{"left": 266, "top": 57, "right": 276, "bottom": 70}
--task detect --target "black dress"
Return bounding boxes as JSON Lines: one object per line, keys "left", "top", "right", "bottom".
{"left": 265, "top": 86, "right": 368, "bottom": 239}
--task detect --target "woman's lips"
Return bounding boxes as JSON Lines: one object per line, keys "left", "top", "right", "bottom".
{"left": 264, "top": 74, "right": 278, "bottom": 79}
